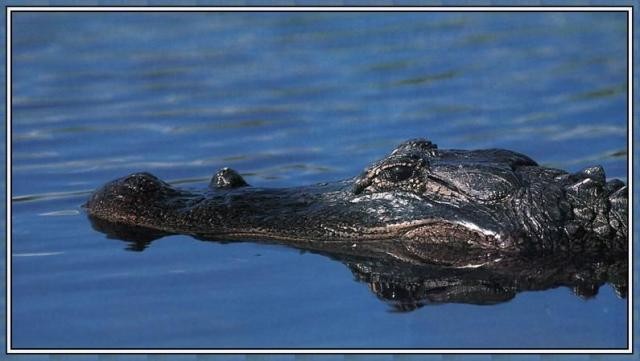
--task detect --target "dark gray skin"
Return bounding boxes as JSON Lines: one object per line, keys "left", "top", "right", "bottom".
{"left": 84, "top": 138, "right": 628, "bottom": 267}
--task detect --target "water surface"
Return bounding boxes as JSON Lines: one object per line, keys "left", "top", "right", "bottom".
{"left": 11, "top": 11, "right": 628, "bottom": 349}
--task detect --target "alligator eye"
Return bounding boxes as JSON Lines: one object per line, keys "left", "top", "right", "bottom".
{"left": 381, "top": 165, "right": 414, "bottom": 182}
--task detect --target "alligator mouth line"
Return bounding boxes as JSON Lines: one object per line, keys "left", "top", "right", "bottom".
{"left": 88, "top": 198, "right": 502, "bottom": 250}
{"left": 317, "top": 219, "right": 500, "bottom": 245}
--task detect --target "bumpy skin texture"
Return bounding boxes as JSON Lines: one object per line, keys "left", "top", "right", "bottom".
{"left": 85, "top": 138, "right": 628, "bottom": 267}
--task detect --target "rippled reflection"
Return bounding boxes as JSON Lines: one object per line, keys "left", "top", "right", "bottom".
{"left": 88, "top": 216, "right": 627, "bottom": 312}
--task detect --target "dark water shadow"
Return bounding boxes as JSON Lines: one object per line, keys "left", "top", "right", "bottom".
{"left": 88, "top": 216, "right": 627, "bottom": 312}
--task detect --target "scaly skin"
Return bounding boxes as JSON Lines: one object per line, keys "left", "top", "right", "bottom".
{"left": 84, "top": 138, "right": 628, "bottom": 267}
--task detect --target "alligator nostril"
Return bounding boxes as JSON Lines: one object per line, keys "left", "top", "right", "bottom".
{"left": 121, "top": 172, "right": 165, "bottom": 193}
{"left": 124, "top": 172, "right": 160, "bottom": 182}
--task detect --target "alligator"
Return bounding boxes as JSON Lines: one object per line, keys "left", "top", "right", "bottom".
{"left": 85, "top": 138, "right": 628, "bottom": 268}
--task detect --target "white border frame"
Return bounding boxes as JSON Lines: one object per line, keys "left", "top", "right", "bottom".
{"left": 4, "top": 5, "right": 634, "bottom": 355}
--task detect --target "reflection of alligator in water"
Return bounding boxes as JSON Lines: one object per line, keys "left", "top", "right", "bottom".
{"left": 85, "top": 138, "right": 628, "bottom": 266}
{"left": 88, "top": 217, "right": 627, "bottom": 311}
{"left": 347, "top": 255, "right": 627, "bottom": 311}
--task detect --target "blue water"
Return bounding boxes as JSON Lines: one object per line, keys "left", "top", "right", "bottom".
{"left": 10, "top": 11, "right": 628, "bottom": 349}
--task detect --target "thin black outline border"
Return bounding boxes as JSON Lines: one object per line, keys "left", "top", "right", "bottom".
{"left": 4, "top": 5, "right": 635, "bottom": 356}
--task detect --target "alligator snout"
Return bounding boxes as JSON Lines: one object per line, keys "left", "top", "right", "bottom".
{"left": 84, "top": 172, "right": 189, "bottom": 230}
{"left": 85, "top": 172, "right": 174, "bottom": 208}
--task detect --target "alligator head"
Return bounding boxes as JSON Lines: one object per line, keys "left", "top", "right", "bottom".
{"left": 85, "top": 138, "right": 628, "bottom": 266}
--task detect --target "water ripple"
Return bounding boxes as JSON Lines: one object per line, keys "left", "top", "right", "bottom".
{"left": 13, "top": 252, "right": 64, "bottom": 257}
{"left": 38, "top": 210, "right": 80, "bottom": 216}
